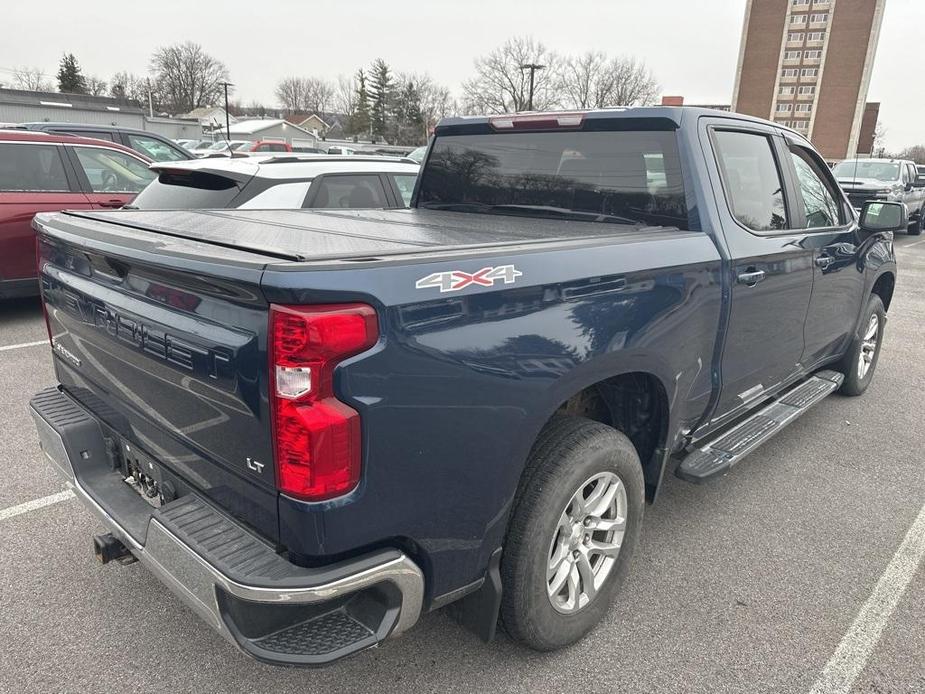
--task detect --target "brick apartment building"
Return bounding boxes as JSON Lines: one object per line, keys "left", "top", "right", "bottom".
{"left": 732, "top": 0, "right": 886, "bottom": 160}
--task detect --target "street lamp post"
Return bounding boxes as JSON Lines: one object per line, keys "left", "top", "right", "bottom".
{"left": 519, "top": 63, "right": 546, "bottom": 111}
{"left": 220, "top": 81, "right": 234, "bottom": 139}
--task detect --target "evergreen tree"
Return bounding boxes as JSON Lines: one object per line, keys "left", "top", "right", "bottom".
{"left": 350, "top": 69, "right": 371, "bottom": 137}
{"left": 56, "top": 53, "right": 86, "bottom": 94}
{"left": 368, "top": 59, "right": 393, "bottom": 141}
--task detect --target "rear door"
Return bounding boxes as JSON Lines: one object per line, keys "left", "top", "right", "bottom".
{"left": 66, "top": 144, "right": 156, "bottom": 208}
{"left": 0, "top": 142, "right": 90, "bottom": 281}
{"left": 704, "top": 120, "right": 815, "bottom": 425}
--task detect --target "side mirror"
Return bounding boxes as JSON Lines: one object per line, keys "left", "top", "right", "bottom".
{"left": 859, "top": 200, "right": 907, "bottom": 234}
{"left": 905, "top": 182, "right": 914, "bottom": 192}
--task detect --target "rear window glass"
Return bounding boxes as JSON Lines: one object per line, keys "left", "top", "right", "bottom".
{"left": 0, "top": 143, "right": 70, "bottom": 192}
{"left": 309, "top": 175, "right": 388, "bottom": 208}
{"left": 416, "top": 130, "right": 689, "bottom": 228}
{"left": 130, "top": 170, "right": 242, "bottom": 209}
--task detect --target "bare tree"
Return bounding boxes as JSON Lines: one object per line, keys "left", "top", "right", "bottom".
{"left": 303, "top": 77, "right": 333, "bottom": 115}
{"left": 12, "top": 66, "right": 52, "bottom": 92}
{"left": 334, "top": 74, "right": 357, "bottom": 116}
{"left": 85, "top": 76, "right": 108, "bottom": 97}
{"left": 463, "top": 36, "right": 559, "bottom": 114}
{"left": 605, "top": 56, "right": 660, "bottom": 107}
{"left": 275, "top": 76, "right": 306, "bottom": 113}
{"left": 558, "top": 53, "right": 659, "bottom": 109}
{"left": 150, "top": 42, "right": 228, "bottom": 114}
{"left": 409, "top": 73, "right": 454, "bottom": 133}
{"left": 899, "top": 144, "right": 925, "bottom": 165}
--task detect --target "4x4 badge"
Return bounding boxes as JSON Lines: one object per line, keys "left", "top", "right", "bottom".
{"left": 415, "top": 265, "right": 523, "bottom": 293}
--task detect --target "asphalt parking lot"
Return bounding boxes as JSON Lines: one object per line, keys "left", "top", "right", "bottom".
{"left": 1, "top": 237, "right": 923, "bottom": 694}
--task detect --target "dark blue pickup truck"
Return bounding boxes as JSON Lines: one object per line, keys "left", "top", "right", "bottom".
{"left": 29, "top": 108, "right": 904, "bottom": 666}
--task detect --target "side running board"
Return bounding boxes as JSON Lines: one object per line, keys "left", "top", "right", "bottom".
{"left": 676, "top": 370, "right": 844, "bottom": 483}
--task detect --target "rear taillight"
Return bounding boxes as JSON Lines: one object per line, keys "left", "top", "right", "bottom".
{"left": 269, "top": 303, "right": 378, "bottom": 501}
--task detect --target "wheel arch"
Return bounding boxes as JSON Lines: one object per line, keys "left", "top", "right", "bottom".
{"left": 871, "top": 270, "right": 895, "bottom": 312}
{"left": 520, "top": 366, "right": 674, "bottom": 503}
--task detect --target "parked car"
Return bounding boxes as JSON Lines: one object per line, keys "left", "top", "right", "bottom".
{"left": 834, "top": 158, "right": 925, "bottom": 234}
{"left": 129, "top": 155, "right": 420, "bottom": 210}
{"left": 174, "top": 138, "right": 201, "bottom": 151}
{"left": 18, "top": 122, "right": 192, "bottom": 162}
{"left": 194, "top": 140, "right": 252, "bottom": 157}
{"left": 236, "top": 140, "right": 293, "bottom": 154}
{"left": 916, "top": 164, "right": 925, "bottom": 183}
{"left": 29, "top": 107, "right": 900, "bottom": 666}
{"left": 0, "top": 129, "right": 154, "bottom": 299}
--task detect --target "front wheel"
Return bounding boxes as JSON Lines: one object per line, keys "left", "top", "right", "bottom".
{"left": 500, "top": 416, "right": 644, "bottom": 651}
{"left": 910, "top": 208, "right": 924, "bottom": 236}
{"left": 839, "top": 294, "right": 886, "bottom": 396}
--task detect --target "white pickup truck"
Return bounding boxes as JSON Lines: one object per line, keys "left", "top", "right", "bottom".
{"left": 834, "top": 158, "right": 925, "bottom": 235}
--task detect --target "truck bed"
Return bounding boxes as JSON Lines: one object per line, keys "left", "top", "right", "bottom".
{"left": 58, "top": 207, "right": 681, "bottom": 263}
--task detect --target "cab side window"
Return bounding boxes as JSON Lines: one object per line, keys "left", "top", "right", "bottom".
{"left": 713, "top": 130, "right": 789, "bottom": 232}
{"left": 789, "top": 146, "right": 845, "bottom": 229}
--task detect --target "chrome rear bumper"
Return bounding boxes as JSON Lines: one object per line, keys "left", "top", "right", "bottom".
{"left": 30, "top": 387, "right": 424, "bottom": 666}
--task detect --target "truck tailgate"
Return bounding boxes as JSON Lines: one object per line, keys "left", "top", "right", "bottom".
{"left": 35, "top": 211, "right": 280, "bottom": 541}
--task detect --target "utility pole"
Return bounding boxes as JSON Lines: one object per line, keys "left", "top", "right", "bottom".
{"left": 220, "top": 81, "right": 234, "bottom": 139}
{"left": 519, "top": 63, "right": 546, "bottom": 111}
{"left": 146, "top": 78, "right": 154, "bottom": 118}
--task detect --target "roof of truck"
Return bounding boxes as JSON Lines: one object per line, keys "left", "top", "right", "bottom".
{"left": 435, "top": 106, "right": 796, "bottom": 138}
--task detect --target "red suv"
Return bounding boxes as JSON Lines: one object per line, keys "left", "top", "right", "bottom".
{"left": 0, "top": 130, "right": 155, "bottom": 299}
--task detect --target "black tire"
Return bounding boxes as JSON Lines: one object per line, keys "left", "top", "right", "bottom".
{"left": 500, "top": 415, "right": 644, "bottom": 651}
{"left": 839, "top": 294, "right": 886, "bottom": 396}
{"left": 911, "top": 209, "right": 924, "bottom": 236}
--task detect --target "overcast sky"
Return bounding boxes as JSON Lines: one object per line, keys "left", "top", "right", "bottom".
{"left": 1, "top": 0, "right": 920, "bottom": 150}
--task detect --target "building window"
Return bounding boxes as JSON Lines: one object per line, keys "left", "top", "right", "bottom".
{"left": 782, "top": 68, "right": 800, "bottom": 77}
{"left": 798, "top": 86, "right": 816, "bottom": 95}
{"left": 794, "top": 121, "right": 809, "bottom": 131}
{"left": 792, "top": 0, "right": 809, "bottom": 4}
{"left": 791, "top": 14, "right": 807, "bottom": 24}
{"left": 810, "top": 13, "right": 828, "bottom": 23}
{"left": 780, "top": 86, "right": 796, "bottom": 95}
{"left": 784, "top": 50, "right": 801, "bottom": 60}
{"left": 788, "top": 32, "right": 804, "bottom": 42}
{"left": 801, "top": 68, "right": 819, "bottom": 77}
{"left": 796, "top": 104, "right": 813, "bottom": 112}
{"left": 807, "top": 31, "right": 825, "bottom": 41}
{"left": 804, "top": 50, "right": 822, "bottom": 59}
{"left": 777, "top": 104, "right": 793, "bottom": 113}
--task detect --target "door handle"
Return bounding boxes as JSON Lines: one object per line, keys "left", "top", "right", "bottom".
{"left": 97, "top": 199, "right": 124, "bottom": 208}
{"left": 815, "top": 255, "right": 835, "bottom": 269}
{"left": 736, "top": 269, "right": 766, "bottom": 286}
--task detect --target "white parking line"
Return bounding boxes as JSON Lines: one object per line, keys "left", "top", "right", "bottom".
{"left": 0, "top": 490, "right": 74, "bottom": 523}
{"left": 808, "top": 501, "right": 925, "bottom": 694}
{"left": 0, "top": 339, "right": 47, "bottom": 352}
{"left": 901, "top": 238, "right": 925, "bottom": 248}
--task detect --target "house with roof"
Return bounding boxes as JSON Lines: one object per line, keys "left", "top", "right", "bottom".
{"left": 0, "top": 87, "right": 202, "bottom": 140}
{"left": 226, "top": 118, "right": 320, "bottom": 147}
{"left": 181, "top": 106, "right": 237, "bottom": 129}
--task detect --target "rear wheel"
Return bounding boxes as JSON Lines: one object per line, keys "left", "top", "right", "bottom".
{"left": 500, "top": 416, "right": 644, "bottom": 651}
{"left": 839, "top": 294, "right": 886, "bottom": 396}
